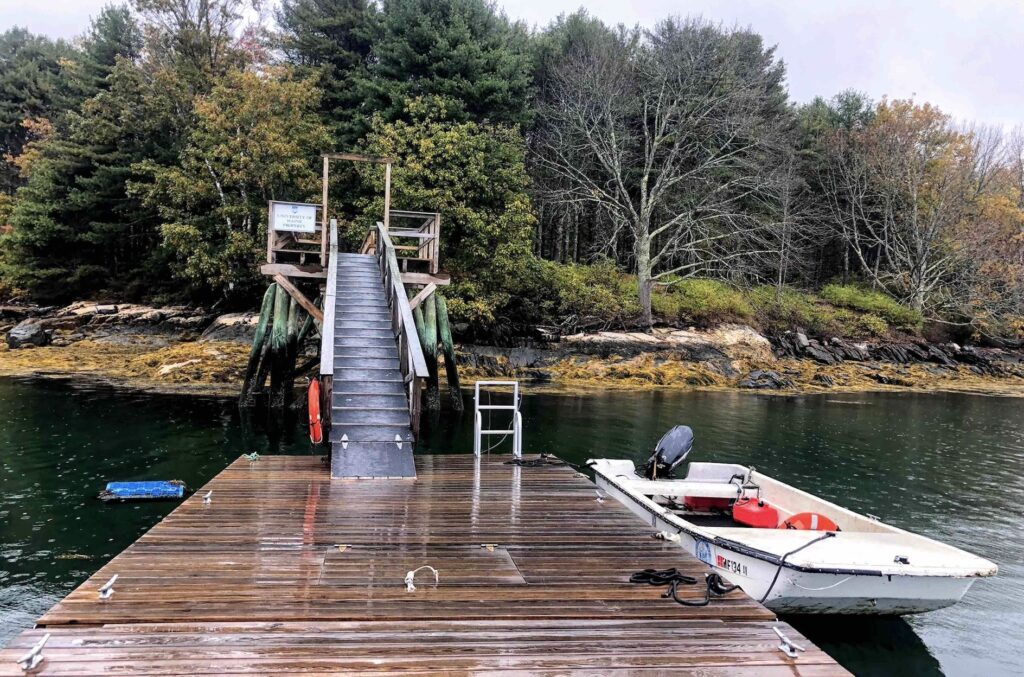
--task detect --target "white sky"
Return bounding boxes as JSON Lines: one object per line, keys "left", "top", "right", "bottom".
{"left": 3, "top": 0, "right": 1023, "bottom": 127}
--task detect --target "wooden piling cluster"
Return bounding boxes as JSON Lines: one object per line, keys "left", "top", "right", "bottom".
{"left": 239, "top": 281, "right": 319, "bottom": 408}
{"left": 413, "top": 290, "right": 462, "bottom": 411}
{"left": 0, "top": 455, "right": 848, "bottom": 675}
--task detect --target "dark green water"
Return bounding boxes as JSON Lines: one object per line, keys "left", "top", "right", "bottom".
{"left": 2, "top": 378, "right": 1021, "bottom": 676}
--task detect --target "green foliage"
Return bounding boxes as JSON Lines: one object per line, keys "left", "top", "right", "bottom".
{"left": 1, "top": 59, "right": 165, "bottom": 301}
{"left": 0, "top": 28, "right": 75, "bottom": 192}
{"left": 131, "top": 68, "right": 331, "bottom": 300}
{"left": 551, "top": 259, "right": 639, "bottom": 328}
{"left": 820, "top": 283, "right": 922, "bottom": 328}
{"left": 357, "top": 97, "right": 534, "bottom": 325}
{"left": 748, "top": 286, "right": 895, "bottom": 337}
{"left": 652, "top": 279, "right": 754, "bottom": 326}
{"left": 358, "top": 0, "right": 532, "bottom": 129}
{"left": 277, "top": 0, "right": 378, "bottom": 146}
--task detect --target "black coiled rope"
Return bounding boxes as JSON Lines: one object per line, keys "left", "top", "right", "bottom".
{"left": 629, "top": 568, "right": 741, "bottom": 607}
{"left": 504, "top": 453, "right": 584, "bottom": 472}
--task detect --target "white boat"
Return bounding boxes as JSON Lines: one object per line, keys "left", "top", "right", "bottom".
{"left": 589, "top": 427, "right": 997, "bottom": 615}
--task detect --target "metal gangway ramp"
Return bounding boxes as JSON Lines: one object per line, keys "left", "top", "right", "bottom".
{"left": 321, "top": 221, "right": 428, "bottom": 478}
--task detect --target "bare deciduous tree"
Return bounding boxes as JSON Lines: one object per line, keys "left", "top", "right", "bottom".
{"left": 532, "top": 18, "right": 788, "bottom": 324}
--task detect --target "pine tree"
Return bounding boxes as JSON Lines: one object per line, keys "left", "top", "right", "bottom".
{"left": 0, "top": 28, "right": 74, "bottom": 193}
{"left": 358, "top": 0, "right": 532, "bottom": 129}
{"left": 2, "top": 59, "right": 165, "bottom": 300}
{"left": 277, "top": 0, "right": 378, "bottom": 147}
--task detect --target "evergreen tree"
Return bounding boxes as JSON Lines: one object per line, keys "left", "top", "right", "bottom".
{"left": 277, "top": 0, "right": 378, "bottom": 147}
{"left": 358, "top": 0, "right": 532, "bottom": 130}
{"left": 69, "top": 4, "right": 143, "bottom": 99}
{"left": 0, "top": 29, "right": 74, "bottom": 193}
{"left": 2, "top": 60, "right": 166, "bottom": 300}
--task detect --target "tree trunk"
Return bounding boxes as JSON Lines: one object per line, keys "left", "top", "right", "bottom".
{"left": 635, "top": 230, "right": 653, "bottom": 327}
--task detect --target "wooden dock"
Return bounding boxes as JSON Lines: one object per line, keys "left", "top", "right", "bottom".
{"left": 2, "top": 455, "right": 848, "bottom": 675}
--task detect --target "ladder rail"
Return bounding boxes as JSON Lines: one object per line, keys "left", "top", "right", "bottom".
{"left": 473, "top": 380, "right": 522, "bottom": 459}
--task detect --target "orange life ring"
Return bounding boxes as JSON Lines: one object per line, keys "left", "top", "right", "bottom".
{"left": 307, "top": 378, "right": 323, "bottom": 444}
{"left": 778, "top": 512, "right": 839, "bottom": 531}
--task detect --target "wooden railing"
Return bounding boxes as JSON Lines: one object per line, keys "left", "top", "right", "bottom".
{"left": 373, "top": 222, "right": 429, "bottom": 437}
{"left": 319, "top": 219, "right": 339, "bottom": 377}
{"left": 385, "top": 210, "right": 441, "bottom": 274}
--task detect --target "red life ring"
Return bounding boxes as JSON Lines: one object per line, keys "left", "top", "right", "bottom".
{"left": 307, "top": 378, "right": 323, "bottom": 444}
{"left": 778, "top": 512, "right": 839, "bottom": 531}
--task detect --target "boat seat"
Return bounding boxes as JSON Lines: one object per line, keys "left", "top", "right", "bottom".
{"left": 628, "top": 479, "right": 742, "bottom": 500}
{"left": 685, "top": 462, "right": 748, "bottom": 483}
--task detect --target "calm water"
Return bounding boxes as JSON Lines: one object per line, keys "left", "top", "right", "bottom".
{"left": 1, "top": 378, "right": 1022, "bottom": 676}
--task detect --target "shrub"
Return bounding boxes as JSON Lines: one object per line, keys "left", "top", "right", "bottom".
{"left": 857, "top": 313, "right": 889, "bottom": 337}
{"left": 553, "top": 259, "right": 639, "bottom": 329}
{"left": 653, "top": 279, "right": 753, "bottom": 326}
{"left": 821, "top": 284, "right": 922, "bottom": 328}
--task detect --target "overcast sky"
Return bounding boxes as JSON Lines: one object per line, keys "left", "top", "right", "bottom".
{"left": 4, "top": 0, "right": 1022, "bottom": 127}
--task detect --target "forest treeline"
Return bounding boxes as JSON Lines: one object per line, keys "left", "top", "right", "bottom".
{"left": 1, "top": 0, "right": 1022, "bottom": 343}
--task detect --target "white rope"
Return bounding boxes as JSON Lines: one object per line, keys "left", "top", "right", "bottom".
{"left": 405, "top": 565, "right": 439, "bottom": 592}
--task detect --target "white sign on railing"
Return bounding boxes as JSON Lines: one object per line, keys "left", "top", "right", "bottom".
{"left": 270, "top": 201, "right": 318, "bottom": 233}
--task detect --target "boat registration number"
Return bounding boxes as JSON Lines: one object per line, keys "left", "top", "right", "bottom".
{"left": 715, "top": 554, "right": 748, "bottom": 576}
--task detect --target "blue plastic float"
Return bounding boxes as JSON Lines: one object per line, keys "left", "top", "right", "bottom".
{"left": 98, "top": 480, "right": 186, "bottom": 502}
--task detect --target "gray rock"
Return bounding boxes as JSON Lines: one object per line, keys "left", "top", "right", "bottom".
{"left": 795, "top": 332, "right": 810, "bottom": 349}
{"left": 812, "top": 372, "right": 835, "bottom": 387}
{"left": 738, "top": 369, "right": 792, "bottom": 389}
{"left": 805, "top": 343, "right": 838, "bottom": 365}
{"left": 6, "top": 319, "right": 50, "bottom": 348}
{"left": 96, "top": 304, "right": 118, "bottom": 315}
{"left": 138, "top": 310, "right": 164, "bottom": 323}
{"left": 200, "top": 312, "right": 259, "bottom": 343}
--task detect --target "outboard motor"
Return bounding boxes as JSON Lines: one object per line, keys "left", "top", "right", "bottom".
{"left": 644, "top": 426, "right": 694, "bottom": 479}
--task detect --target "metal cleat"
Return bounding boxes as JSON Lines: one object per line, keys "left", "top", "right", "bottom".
{"left": 773, "top": 626, "right": 805, "bottom": 659}
{"left": 17, "top": 633, "right": 50, "bottom": 672}
{"left": 98, "top": 574, "right": 118, "bottom": 600}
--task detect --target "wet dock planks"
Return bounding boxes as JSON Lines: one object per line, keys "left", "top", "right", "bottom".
{"left": 1, "top": 455, "right": 848, "bottom": 675}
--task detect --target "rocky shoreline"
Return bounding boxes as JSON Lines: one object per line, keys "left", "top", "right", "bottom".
{"left": 0, "top": 301, "right": 259, "bottom": 396}
{"left": 457, "top": 325, "right": 1024, "bottom": 396}
{"left": 3, "top": 302, "right": 1023, "bottom": 398}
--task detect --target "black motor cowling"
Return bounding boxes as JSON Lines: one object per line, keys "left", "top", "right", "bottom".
{"left": 644, "top": 425, "right": 694, "bottom": 479}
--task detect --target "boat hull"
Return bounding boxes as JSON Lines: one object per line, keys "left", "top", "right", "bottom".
{"left": 595, "top": 473, "right": 978, "bottom": 615}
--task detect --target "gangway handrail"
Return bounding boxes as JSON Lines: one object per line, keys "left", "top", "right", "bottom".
{"left": 319, "top": 218, "right": 338, "bottom": 376}
{"left": 374, "top": 221, "right": 428, "bottom": 435}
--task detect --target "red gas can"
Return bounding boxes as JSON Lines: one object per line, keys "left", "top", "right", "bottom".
{"left": 732, "top": 497, "right": 779, "bottom": 528}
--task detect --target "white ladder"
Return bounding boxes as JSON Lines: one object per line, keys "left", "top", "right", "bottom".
{"left": 473, "top": 380, "right": 522, "bottom": 458}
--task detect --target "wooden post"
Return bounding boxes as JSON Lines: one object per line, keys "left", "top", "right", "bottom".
{"left": 435, "top": 293, "right": 462, "bottom": 411}
{"left": 321, "top": 155, "right": 329, "bottom": 264}
{"left": 383, "top": 162, "right": 392, "bottom": 231}
{"left": 421, "top": 295, "right": 440, "bottom": 411}
{"left": 240, "top": 283, "right": 277, "bottom": 406}
{"left": 269, "top": 285, "right": 291, "bottom": 409}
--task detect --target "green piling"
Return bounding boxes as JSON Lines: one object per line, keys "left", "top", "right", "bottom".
{"left": 435, "top": 293, "right": 463, "bottom": 411}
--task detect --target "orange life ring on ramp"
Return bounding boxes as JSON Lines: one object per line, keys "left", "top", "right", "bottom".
{"left": 307, "top": 378, "right": 323, "bottom": 445}
{"left": 779, "top": 512, "right": 839, "bottom": 532}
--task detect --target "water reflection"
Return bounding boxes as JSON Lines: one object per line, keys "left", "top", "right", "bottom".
{"left": 790, "top": 616, "right": 943, "bottom": 677}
